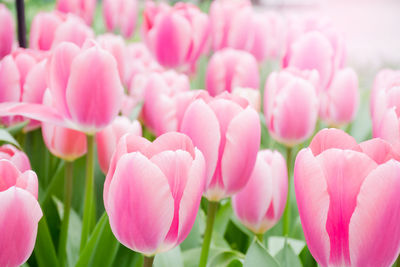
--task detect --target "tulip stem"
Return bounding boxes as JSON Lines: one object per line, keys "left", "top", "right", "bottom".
{"left": 256, "top": 233, "right": 264, "bottom": 243}
{"left": 80, "top": 134, "right": 95, "bottom": 252}
{"left": 199, "top": 201, "right": 219, "bottom": 267}
{"left": 143, "top": 255, "right": 155, "bottom": 267}
{"left": 283, "top": 147, "right": 292, "bottom": 236}
{"left": 58, "top": 160, "right": 73, "bottom": 267}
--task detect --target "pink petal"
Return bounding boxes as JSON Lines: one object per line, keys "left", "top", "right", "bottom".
{"left": 16, "top": 170, "right": 39, "bottom": 200}
{"left": 0, "top": 56, "right": 20, "bottom": 102}
{"left": 358, "top": 138, "right": 400, "bottom": 165}
{"left": 146, "top": 132, "right": 195, "bottom": 159}
{"left": 107, "top": 152, "right": 174, "bottom": 255}
{"left": 309, "top": 128, "right": 358, "bottom": 156}
{"left": 0, "top": 160, "right": 21, "bottom": 193}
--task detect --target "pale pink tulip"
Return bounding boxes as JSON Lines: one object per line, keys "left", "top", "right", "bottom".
{"left": 232, "top": 150, "right": 287, "bottom": 234}
{"left": 295, "top": 128, "right": 400, "bottom": 267}
{"left": 52, "top": 15, "right": 94, "bottom": 48}
{"left": 232, "top": 87, "right": 261, "bottom": 112}
{"left": 142, "top": 1, "right": 209, "bottom": 70}
{"left": 0, "top": 144, "right": 31, "bottom": 172}
{"left": 0, "top": 41, "right": 124, "bottom": 134}
{"left": 29, "top": 12, "right": 64, "bottom": 51}
{"left": 56, "top": 0, "right": 96, "bottom": 25}
{"left": 104, "top": 132, "right": 205, "bottom": 255}
{"left": 264, "top": 69, "right": 319, "bottom": 146}
{"left": 96, "top": 116, "right": 142, "bottom": 174}
{"left": 319, "top": 68, "right": 359, "bottom": 126}
{"left": 180, "top": 93, "right": 260, "bottom": 201}
{"left": 0, "top": 4, "right": 14, "bottom": 59}
{"left": 0, "top": 160, "right": 42, "bottom": 267}
{"left": 97, "top": 34, "right": 126, "bottom": 82}
{"left": 206, "top": 48, "right": 259, "bottom": 97}
{"left": 370, "top": 69, "right": 400, "bottom": 118}
{"left": 103, "top": 0, "right": 137, "bottom": 38}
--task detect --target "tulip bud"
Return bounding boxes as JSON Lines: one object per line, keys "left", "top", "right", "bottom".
{"left": 103, "top": 0, "right": 137, "bottom": 38}
{"left": 0, "top": 4, "right": 14, "bottom": 59}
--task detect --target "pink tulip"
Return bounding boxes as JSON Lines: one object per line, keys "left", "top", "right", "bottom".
{"left": 142, "top": 1, "right": 209, "bottom": 70}
{"left": 30, "top": 12, "right": 64, "bottom": 51}
{"left": 104, "top": 132, "right": 205, "bottom": 255}
{"left": 206, "top": 48, "right": 259, "bottom": 97}
{"left": 232, "top": 87, "right": 261, "bottom": 112}
{"left": 103, "top": 0, "right": 137, "bottom": 38}
{"left": 264, "top": 68, "right": 319, "bottom": 146}
{"left": 56, "top": 0, "right": 96, "bottom": 25}
{"left": 96, "top": 116, "right": 142, "bottom": 174}
{"left": 97, "top": 34, "right": 126, "bottom": 83}
{"left": 0, "top": 4, "right": 14, "bottom": 59}
{"left": 52, "top": 15, "right": 94, "bottom": 48}
{"left": 232, "top": 150, "right": 287, "bottom": 234}
{"left": 319, "top": 68, "right": 359, "bottom": 126}
{"left": 295, "top": 128, "right": 400, "bottom": 267}
{"left": 180, "top": 92, "right": 260, "bottom": 201}
{"left": 0, "top": 160, "right": 42, "bottom": 267}
{"left": 0, "top": 144, "right": 31, "bottom": 172}
{"left": 0, "top": 41, "right": 124, "bottom": 134}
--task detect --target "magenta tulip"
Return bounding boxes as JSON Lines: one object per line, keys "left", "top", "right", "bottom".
{"left": 103, "top": 0, "right": 137, "bottom": 38}
{"left": 0, "top": 144, "right": 31, "bottom": 172}
{"left": 0, "top": 4, "right": 14, "bottom": 60}
{"left": 295, "top": 128, "right": 400, "bottom": 267}
{"left": 96, "top": 116, "right": 142, "bottom": 174}
{"left": 180, "top": 92, "right": 260, "bottom": 201}
{"left": 142, "top": 1, "right": 209, "bottom": 70}
{"left": 104, "top": 132, "right": 205, "bottom": 255}
{"left": 56, "top": 0, "right": 96, "bottom": 25}
{"left": 0, "top": 160, "right": 42, "bottom": 267}
{"left": 232, "top": 150, "right": 287, "bottom": 234}
{"left": 319, "top": 68, "right": 359, "bottom": 126}
{"left": 30, "top": 12, "right": 64, "bottom": 51}
{"left": 264, "top": 68, "right": 319, "bottom": 146}
{"left": 206, "top": 48, "right": 259, "bottom": 97}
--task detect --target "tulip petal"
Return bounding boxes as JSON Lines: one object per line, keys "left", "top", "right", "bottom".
{"left": 16, "top": 170, "right": 39, "bottom": 199}
{"left": 349, "top": 160, "right": 400, "bottom": 267}
{"left": 309, "top": 128, "right": 358, "bottom": 156}
{"left": 0, "top": 56, "right": 20, "bottom": 103}
{"left": 358, "top": 138, "right": 400, "bottom": 164}
{"left": 0, "top": 159, "right": 21, "bottom": 193}
{"left": 146, "top": 132, "right": 195, "bottom": 159}
{"left": 107, "top": 153, "right": 174, "bottom": 255}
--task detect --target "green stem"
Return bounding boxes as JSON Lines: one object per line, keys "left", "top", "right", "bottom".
{"left": 143, "top": 255, "right": 155, "bottom": 267}
{"left": 283, "top": 147, "right": 292, "bottom": 236}
{"left": 256, "top": 233, "right": 264, "bottom": 243}
{"left": 80, "top": 134, "right": 95, "bottom": 252}
{"left": 58, "top": 161, "right": 73, "bottom": 267}
{"left": 395, "top": 256, "right": 400, "bottom": 267}
{"left": 199, "top": 201, "right": 219, "bottom": 267}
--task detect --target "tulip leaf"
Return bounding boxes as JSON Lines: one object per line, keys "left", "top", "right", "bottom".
{"left": 208, "top": 250, "right": 245, "bottom": 267}
{"left": 268, "top": 236, "right": 305, "bottom": 256}
{"left": 154, "top": 246, "right": 184, "bottom": 267}
{"left": 75, "top": 213, "right": 119, "bottom": 267}
{"left": 5, "top": 120, "right": 29, "bottom": 135}
{"left": 244, "top": 240, "right": 279, "bottom": 267}
{"left": 183, "top": 247, "right": 226, "bottom": 267}
{"left": 34, "top": 215, "right": 60, "bottom": 267}
{"left": 275, "top": 240, "right": 303, "bottom": 267}
{"left": 181, "top": 210, "right": 205, "bottom": 251}
{"left": 214, "top": 199, "right": 233, "bottom": 234}
{"left": 0, "top": 128, "right": 21, "bottom": 149}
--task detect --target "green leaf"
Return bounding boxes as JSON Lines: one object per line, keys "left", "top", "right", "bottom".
{"left": 75, "top": 213, "right": 119, "bottom": 267}
{"left": 275, "top": 240, "right": 303, "bottom": 267}
{"left": 5, "top": 120, "right": 29, "bottom": 135}
{"left": 0, "top": 128, "right": 21, "bottom": 148}
{"left": 214, "top": 199, "right": 233, "bottom": 234}
{"left": 183, "top": 248, "right": 225, "bottom": 267}
{"left": 180, "top": 210, "right": 205, "bottom": 251}
{"left": 112, "top": 245, "right": 143, "bottom": 267}
{"left": 244, "top": 240, "right": 279, "bottom": 267}
{"left": 208, "top": 250, "right": 244, "bottom": 267}
{"left": 268, "top": 236, "right": 305, "bottom": 256}
{"left": 34, "top": 216, "right": 60, "bottom": 267}
{"left": 154, "top": 247, "right": 184, "bottom": 267}
{"left": 39, "top": 161, "right": 65, "bottom": 206}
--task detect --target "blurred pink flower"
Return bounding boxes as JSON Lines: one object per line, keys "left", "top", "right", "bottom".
{"left": 103, "top": 0, "right": 137, "bottom": 38}
{"left": 0, "top": 4, "right": 14, "bottom": 59}
{"left": 56, "top": 0, "right": 96, "bottom": 25}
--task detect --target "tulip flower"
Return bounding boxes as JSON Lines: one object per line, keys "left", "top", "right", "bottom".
{"left": 232, "top": 87, "right": 261, "bottom": 112}
{"left": 104, "top": 132, "right": 206, "bottom": 259}
{"left": 232, "top": 150, "right": 287, "bottom": 235}
{"left": 103, "top": 0, "right": 137, "bottom": 38}
{"left": 319, "top": 68, "right": 359, "bottom": 126}
{"left": 206, "top": 48, "right": 259, "bottom": 97}
{"left": 264, "top": 68, "right": 319, "bottom": 146}
{"left": 142, "top": 1, "right": 209, "bottom": 70}
{"left": 295, "top": 128, "right": 400, "bottom": 267}
{"left": 0, "top": 160, "right": 42, "bottom": 267}
{"left": 0, "top": 144, "right": 31, "bottom": 172}
{"left": 52, "top": 15, "right": 94, "bottom": 48}
{"left": 96, "top": 116, "right": 142, "bottom": 174}
{"left": 30, "top": 12, "right": 64, "bottom": 51}
{"left": 370, "top": 69, "right": 400, "bottom": 117}
{"left": 0, "top": 4, "right": 14, "bottom": 59}
{"left": 56, "top": 0, "right": 96, "bottom": 25}
{"left": 97, "top": 34, "right": 126, "bottom": 82}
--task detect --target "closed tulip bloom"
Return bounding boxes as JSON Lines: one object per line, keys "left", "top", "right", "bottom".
{"left": 232, "top": 87, "right": 261, "bottom": 112}
{"left": 295, "top": 128, "right": 400, "bottom": 267}
{"left": 0, "top": 160, "right": 42, "bottom": 267}
{"left": 206, "top": 48, "right": 259, "bottom": 97}
{"left": 96, "top": 116, "right": 142, "bottom": 174}
{"left": 319, "top": 68, "right": 359, "bottom": 126}
{"left": 52, "top": 15, "right": 94, "bottom": 48}
{"left": 103, "top": 0, "right": 137, "bottom": 38}
{"left": 264, "top": 69, "right": 319, "bottom": 146}
{"left": 142, "top": 1, "right": 209, "bottom": 70}
{"left": 0, "top": 144, "right": 31, "bottom": 172}
{"left": 29, "top": 12, "right": 64, "bottom": 51}
{"left": 232, "top": 150, "right": 287, "bottom": 234}
{"left": 97, "top": 34, "right": 126, "bottom": 82}
{"left": 180, "top": 93, "right": 260, "bottom": 201}
{"left": 104, "top": 132, "right": 206, "bottom": 255}
{"left": 0, "top": 4, "right": 14, "bottom": 59}
{"left": 56, "top": 0, "right": 96, "bottom": 25}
